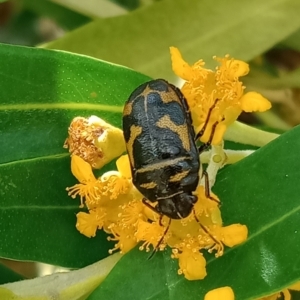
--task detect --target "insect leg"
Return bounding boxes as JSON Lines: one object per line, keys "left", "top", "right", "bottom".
{"left": 158, "top": 214, "right": 164, "bottom": 226}
{"left": 202, "top": 170, "right": 220, "bottom": 205}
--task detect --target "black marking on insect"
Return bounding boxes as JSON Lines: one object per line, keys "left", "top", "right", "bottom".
{"left": 122, "top": 79, "right": 221, "bottom": 254}
{"left": 123, "top": 79, "right": 200, "bottom": 219}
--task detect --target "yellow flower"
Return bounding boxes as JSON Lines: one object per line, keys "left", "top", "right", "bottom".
{"left": 67, "top": 153, "right": 248, "bottom": 280}
{"left": 64, "top": 116, "right": 125, "bottom": 169}
{"left": 65, "top": 48, "right": 251, "bottom": 281}
{"left": 76, "top": 207, "right": 106, "bottom": 238}
{"left": 101, "top": 172, "right": 131, "bottom": 200}
{"left": 91, "top": 116, "right": 126, "bottom": 167}
{"left": 116, "top": 154, "right": 132, "bottom": 179}
{"left": 204, "top": 286, "right": 235, "bottom": 300}
{"left": 256, "top": 281, "right": 300, "bottom": 300}
{"left": 118, "top": 199, "right": 146, "bottom": 228}
{"left": 218, "top": 224, "right": 248, "bottom": 248}
{"left": 170, "top": 46, "right": 271, "bottom": 145}
{"left": 204, "top": 281, "right": 300, "bottom": 300}
{"left": 257, "top": 291, "right": 288, "bottom": 300}
{"left": 66, "top": 155, "right": 102, "bottom": 208}
{"left": 136, "top": 219, "right": 168, "bottom": 252}
{"left": 70, "top": 154, "right": 96, "bottom": 184}
{"left": 172, "top": 242, "right": 207, "bottom": 280}
{"left": 107, "top": 223, "right": 137, "bottom": 254}
{"left": 192, "top": 186, "right": 221, "bottom": 223}
{"left": 67, "top": 155, "right": 133, "bottom": 210}
{"left": 289, "top": 281, "right": 300, "bottom": 291}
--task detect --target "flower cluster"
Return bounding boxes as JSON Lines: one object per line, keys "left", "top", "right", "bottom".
{"left": 204, "top": 281, "right": 300, "bottom": 300}
{"left": 65, "top": 48, "right": 271, "bottom": 280}
{"left": 170, "top": 47, "right": 271, "bottom": 145}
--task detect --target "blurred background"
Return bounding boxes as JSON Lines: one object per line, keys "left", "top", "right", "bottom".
{"left": 1, "top": 0, "right": 300, "bottom": 132}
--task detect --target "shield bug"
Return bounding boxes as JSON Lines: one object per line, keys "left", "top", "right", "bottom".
{"left": 122, "top": 79, "right": 201, "bottom": 220}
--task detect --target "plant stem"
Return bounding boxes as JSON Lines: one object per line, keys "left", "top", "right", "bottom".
{"left": 224, "top": 121, "right": 279, "bottom": 147}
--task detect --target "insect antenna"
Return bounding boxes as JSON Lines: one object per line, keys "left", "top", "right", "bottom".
{"left": 195, "top": 98, "right": 220, "bottom": 141}
{"left": 195, "top": 98, "right": 225, "bottom": 153}
{"left": 148, "top": 216, "right": 171, "bottom": 260}
{"left": 193, "top": 209, "right": 221, "bottom": 248}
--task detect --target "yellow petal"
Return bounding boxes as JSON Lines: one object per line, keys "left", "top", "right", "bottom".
{"left": 108, "top": 225, "right": 138, "bottom": 254}
{"left": 257, "top": 292, "right": 283, "bottom": 300}
{"left": 227, "top": 59, "right": 249, "bottom": 77}
{"left": 199, "top": 122, "right": 227, "bottom": 146}
{"left": 92, "top": 116, "right": 126, "bottom": 168}
{"left": 118, "top": 234, "right": 137, "bottom": 253}
{"left": 288, "top": 281, "right": 300, "bottom": 291}
{"left": 211, "top": 123, "right": 227, "bottom": 145}
{"left": 282, "top": 290, "right": 291, "bottom": 300}
{"left": 204, "top": 286, "right": 235, "bottom": 300}
{"left": 116, "top": 155, "right": 132, "bottom": 179}
{"left": 178, "top": 251, "right": 207, "bottom": 280}
{"left": 71, "top": 155, "right": 96, "bottom": 183}
{"left": 76, "top": 211, "right": 98, "bottom": 238}
{"left": 223, "top": 107, "right": 242, "bottom": 126}
{"left": 221, "top": 224, "right": 248, "bottom": 247}
{"left": 240, "top": 92, "right": 271, "bottom": 112}
{"left": 136, "top": 220, "right": 165, "bottom": 249}
{"left": 210, "top": 207, "right": 223, "bottom": 225}
{"left": 170, "top": 46, "right": 193, "bottom": 81}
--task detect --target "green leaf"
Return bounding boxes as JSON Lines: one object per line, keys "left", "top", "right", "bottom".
{"left": 48, "top": 0, "right": 128, "bottom": 18}
{"left": 244, "top": 65, "right": 300, "bottom": 89}
{"left": 44, "top": 0, "right": 300, "bottom": 79}
{"left": 89, "top": 125, "right": 300, "bottom": 300}
{"left": 282, "top": 28, "right": 300, "bottom": 51}
{"left": 111, "top": 0, "right": 140, "bottom": 10}
{"left": 0, "top": 42, "right": 150, "bottom": 267}
{"left": 0, "top": 263, "right": 24, "bottom": 284}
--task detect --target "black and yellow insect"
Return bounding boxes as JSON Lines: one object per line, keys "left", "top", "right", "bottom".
{"left": 122, "top": 79, "right": 200, "bottom": 219}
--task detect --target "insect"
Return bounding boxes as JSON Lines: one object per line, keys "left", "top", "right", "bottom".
{"left": 122, "top": 79, "right": 202, "bottom": 220}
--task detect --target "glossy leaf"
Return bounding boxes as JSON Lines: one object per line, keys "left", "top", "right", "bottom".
{"left": 89, "top": 125, "right": 300, "bottom": 300}
{"left": 0, "top": 43, "right": 150, "bottom": 267}
{"left": 45, "top": 0, "right": 300, "bottom": 79}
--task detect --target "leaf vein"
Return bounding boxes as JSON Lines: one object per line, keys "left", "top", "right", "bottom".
{"left": 0, "top": 103, "right": 123, "bottom": 112}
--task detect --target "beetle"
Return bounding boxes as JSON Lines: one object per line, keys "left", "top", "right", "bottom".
{"left": 122, "top": 79, "right": 200, "bottom": 220}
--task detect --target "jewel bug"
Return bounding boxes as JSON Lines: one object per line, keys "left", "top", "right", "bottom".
{"left": 122, "top": 79, "right": 201, "bottom": 220}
